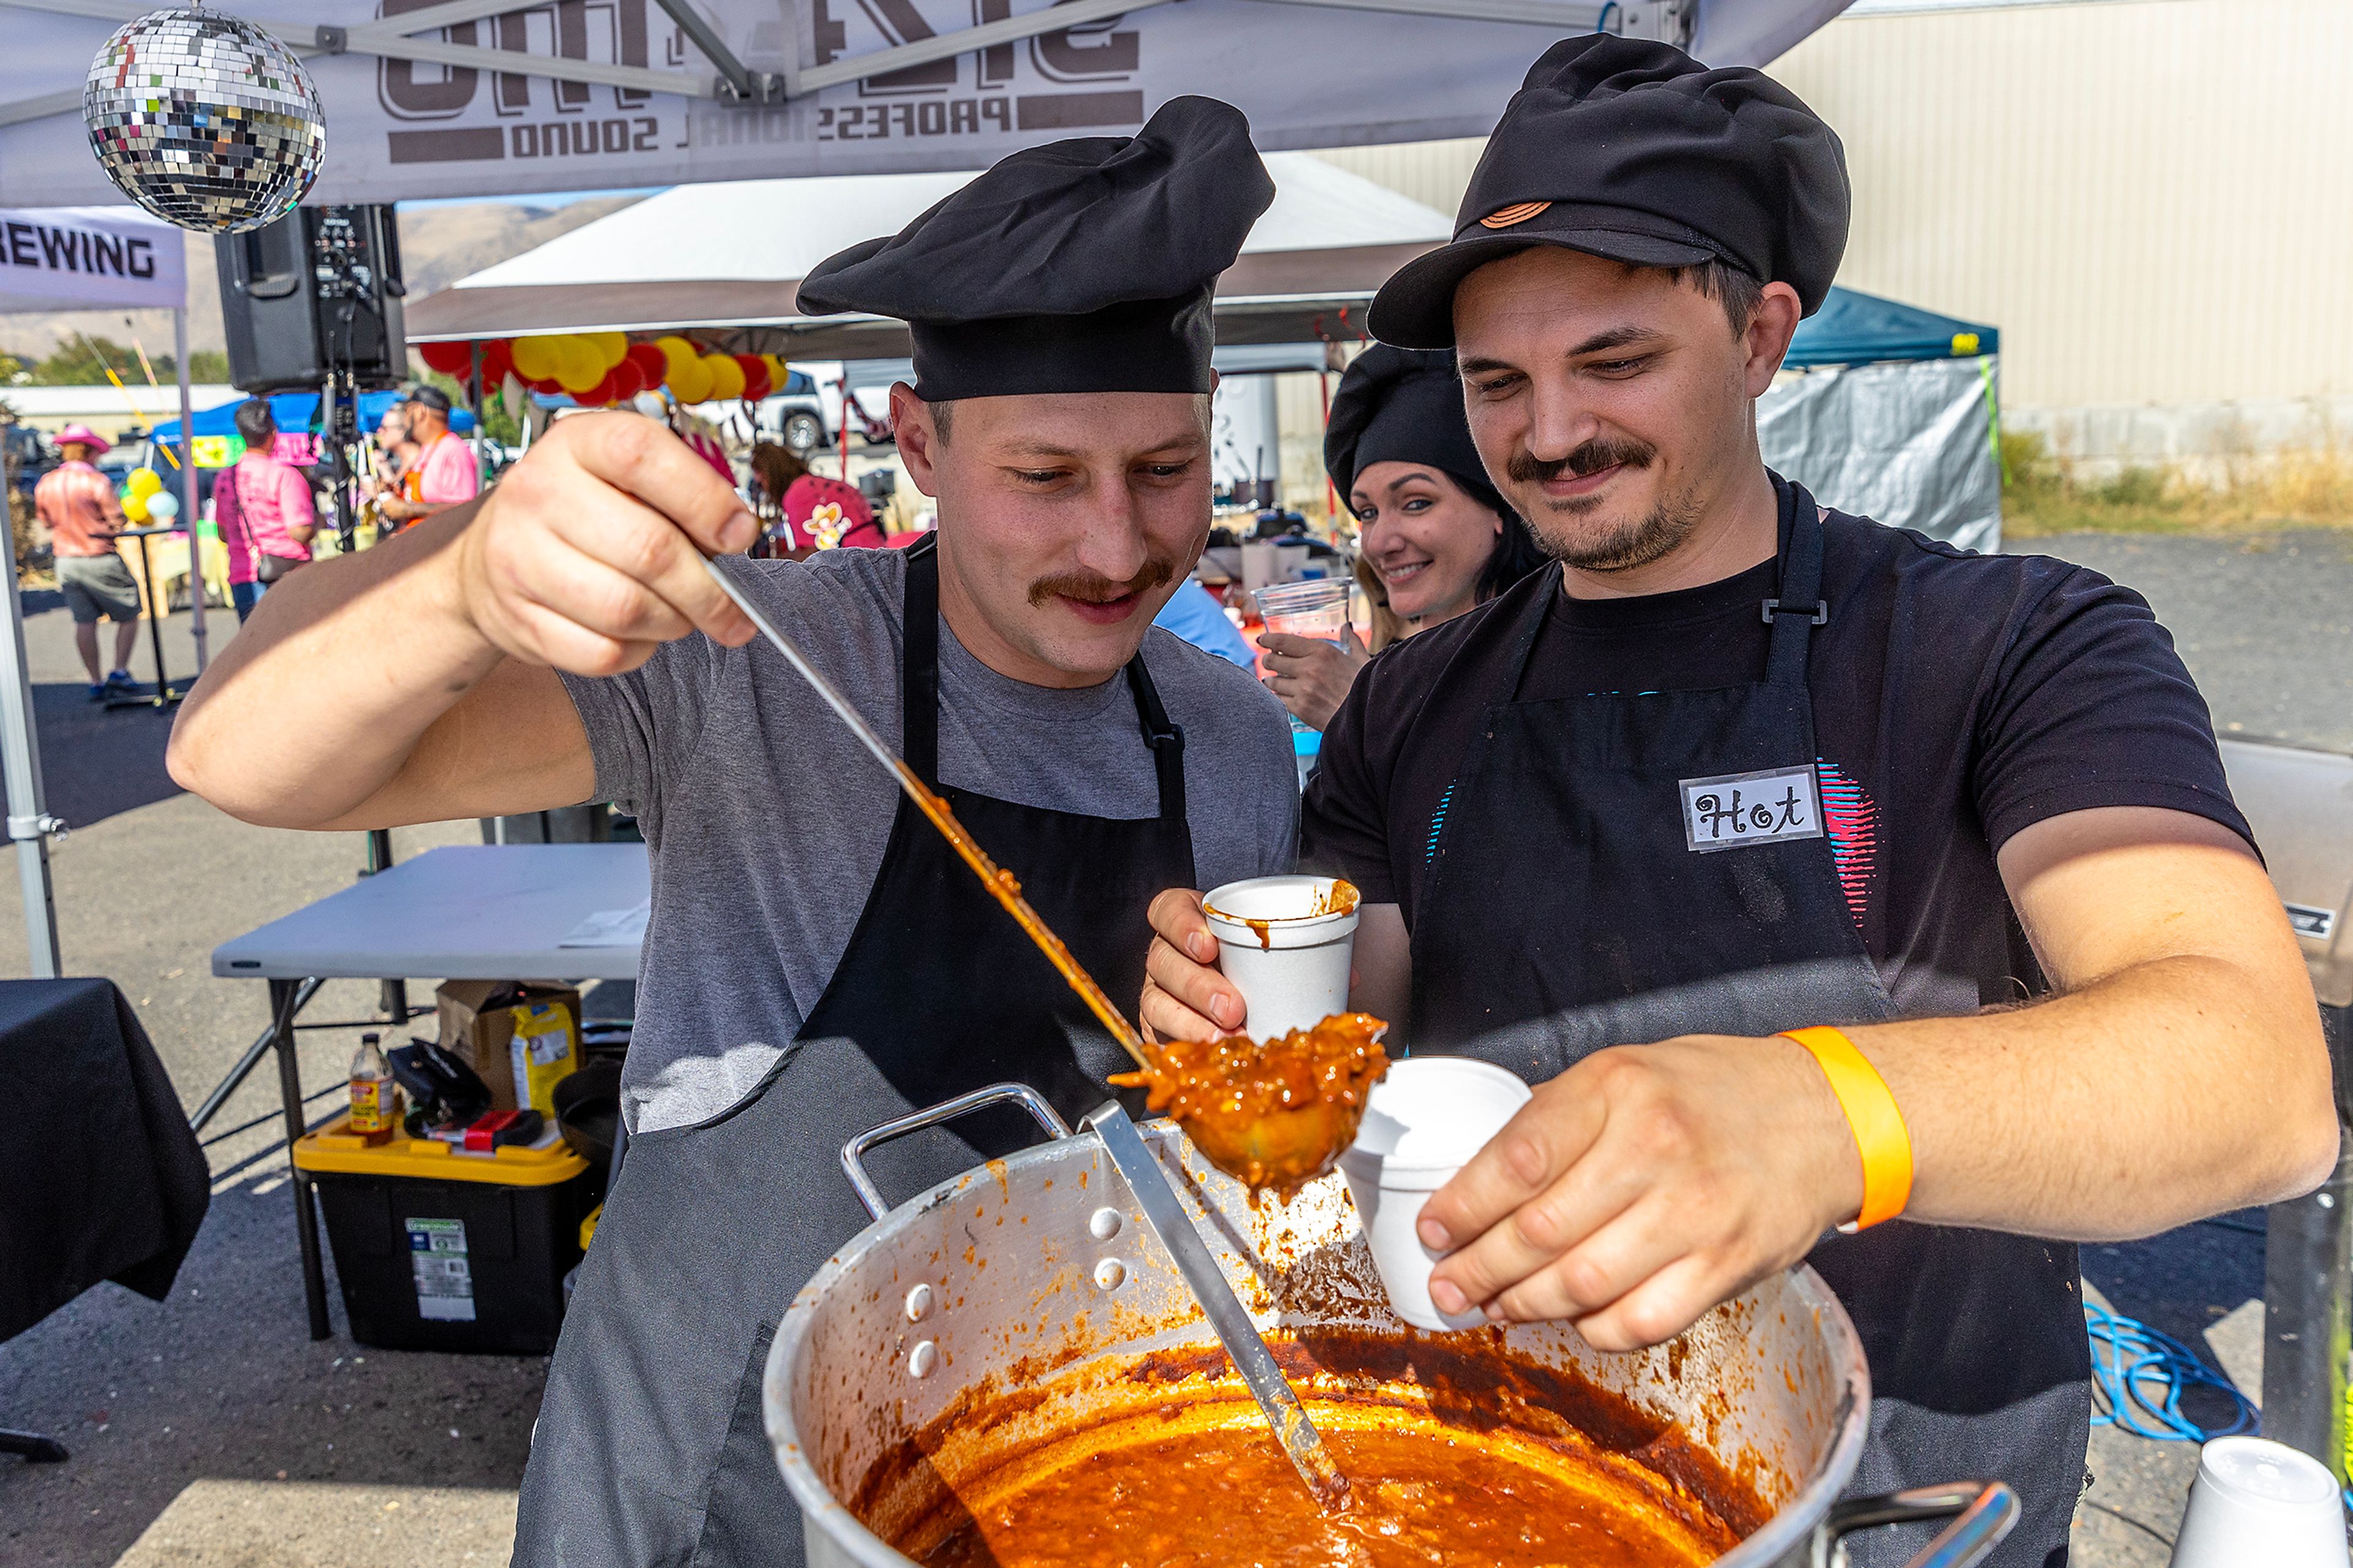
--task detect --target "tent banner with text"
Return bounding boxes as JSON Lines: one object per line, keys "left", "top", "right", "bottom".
{"left": 0, "top": 0, "right": 1851, "bottom": 208}
{"left": 0, "top": 203, "right": 184, "bottom": 312}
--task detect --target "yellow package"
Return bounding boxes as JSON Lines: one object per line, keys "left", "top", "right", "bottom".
{"left": 506, "top": 999, "right": 580, "bottom": 1115}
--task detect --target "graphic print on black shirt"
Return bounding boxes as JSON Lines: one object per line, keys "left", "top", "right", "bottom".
{"left": 1303, "top": 476, "right": 2250, "bottom": 1020}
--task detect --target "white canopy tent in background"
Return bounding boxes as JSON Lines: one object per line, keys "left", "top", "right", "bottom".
{"left": 0, "top": 0, "right": 1851, "bottom": 206}
{"left": 0, "top": 202, "right": 205, "bottom": 978}
{"left": 403, "top": 153, "right": 1452, "bottom": 355}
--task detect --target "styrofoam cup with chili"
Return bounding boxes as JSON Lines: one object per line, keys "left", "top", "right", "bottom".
{"left": 1200, "top": 875, "right": 1360, "bottom": 1040}
{"left": 1341, "top": 1056, "right": 1534, "bottom": 1332}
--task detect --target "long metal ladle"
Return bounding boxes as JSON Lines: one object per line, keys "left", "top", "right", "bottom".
{"left": 706, "top": 556, "right": 1351, "bottom": 1513}
{"left": 703, "top": 556, "right": 1150, "bottom": 1070}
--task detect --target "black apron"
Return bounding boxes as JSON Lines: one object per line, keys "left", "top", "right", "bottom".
{"left": 1408, "top": 488, "right": 2087, "bottom": 1568}
{"left": 513, "top": 544, "right": 1195, "bottom": 1568}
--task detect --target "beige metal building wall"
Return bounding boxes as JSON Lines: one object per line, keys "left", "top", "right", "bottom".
{"left": 1306, "top": 0, "right": 2353, "bottom": 413}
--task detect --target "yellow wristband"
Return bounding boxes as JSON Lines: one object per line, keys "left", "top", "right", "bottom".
{"left": 1779, "top": 1026, "right": 1913, "bottom": 1232}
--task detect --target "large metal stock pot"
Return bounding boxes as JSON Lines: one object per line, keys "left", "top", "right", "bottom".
{"left": 765, "top": 1086, "right": 2017, "bottom": 1568}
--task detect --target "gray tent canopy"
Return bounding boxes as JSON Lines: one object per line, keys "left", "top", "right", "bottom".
{"left": 0, "top": 0, "right": 1853, "bottom": 205}
{"left": 1758, "top": 285, "right": 2004, "bottom": 554}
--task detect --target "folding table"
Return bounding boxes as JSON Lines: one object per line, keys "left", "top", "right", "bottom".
{"left": 207, "top": 843, "right": 647, "bottom": 1338}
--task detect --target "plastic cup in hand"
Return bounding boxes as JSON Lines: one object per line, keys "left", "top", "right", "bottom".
{"left": 1339, "top": 1057, "right": 1532, "bottom": 1332}
{"left": 1200, "top": 875, "right": 1359, "bottom": 1041}
{"left": 2167, "top": 1437, "right": 2348, "bottom": 1567}
{"left": 1253, "top": 578, "right": 1350, "bottom": 642}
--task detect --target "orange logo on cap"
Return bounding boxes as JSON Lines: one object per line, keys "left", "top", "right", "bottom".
{"left": 1479, "top": 201, "right": 1553, "bottom": 229}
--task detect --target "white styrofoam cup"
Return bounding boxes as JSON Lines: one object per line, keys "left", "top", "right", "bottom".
{"left": 1338, "top": 1056, "right": 1533, "bottom": 1332}
{"left": 2168, "top": 1437, "right": 2348, "bottom": 1568}
{"left": 1201, "top": 876, "right": 1358, "bottom": 1041}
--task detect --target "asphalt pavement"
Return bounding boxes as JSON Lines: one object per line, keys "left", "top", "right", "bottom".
{"left": 2, "top": 529, "right": 2349, "bottom": 1567}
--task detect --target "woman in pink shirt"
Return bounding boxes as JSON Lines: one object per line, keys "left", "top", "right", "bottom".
{"left": 213, "top": 400, "right": 317, "bottom": 621}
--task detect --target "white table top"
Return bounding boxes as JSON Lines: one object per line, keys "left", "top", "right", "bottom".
{"left": 211, "top": 844, "right": 650, "bottom": 981}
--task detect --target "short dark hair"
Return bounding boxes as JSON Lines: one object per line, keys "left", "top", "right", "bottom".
{"left": 1659, "top": 259, "right": 1768, "bottom": 336}
{"left": 404, "top": 384, "right": 452, "bottom": 416}
{"left": 233, "top": 398, "right": 275, "bottom": 446}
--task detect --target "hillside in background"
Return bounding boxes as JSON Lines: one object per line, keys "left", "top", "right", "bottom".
{"left": 0, "top": 195, "right": 643, "bottom": 374}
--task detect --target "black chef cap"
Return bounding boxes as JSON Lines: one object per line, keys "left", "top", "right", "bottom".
{"left": 1370, "top": 36, "right": 1850, "bottom": 349}
{"left": 796, "top": 96, "right": 1275, "bottom": 401}
{"left": 1323, "top": 346, "right": 1502, "bottom": 519}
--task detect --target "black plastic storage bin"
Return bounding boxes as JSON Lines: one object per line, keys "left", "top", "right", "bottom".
{"left": 294, "top": 1118, "right": 598, "bottom": 1354}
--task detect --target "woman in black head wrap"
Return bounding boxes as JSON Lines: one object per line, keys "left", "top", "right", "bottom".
{"left": 1261, "top": 345, "right": 1547, "bottom": 729}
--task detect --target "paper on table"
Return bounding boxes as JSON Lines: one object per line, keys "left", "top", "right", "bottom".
{"left": 558, "top": 900, "right": 650, "bottom": 948}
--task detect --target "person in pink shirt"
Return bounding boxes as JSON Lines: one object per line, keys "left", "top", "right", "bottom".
{"left": 379, "top": 386, "right": 479, "bottom": 527}
{"left": 211, "top": 400, "right": 317, "bottom": 622}
{"left": 33, "top": 423, "right": 140, "bottom": 697}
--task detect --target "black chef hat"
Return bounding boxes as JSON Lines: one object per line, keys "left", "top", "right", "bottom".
{"left": 1323, "top": 346, "right": 1502, "bottom": 519}
{"left": 796, "top": 96, "right": 1274, "bottom": 401}
{"left": 1369, "top": 36, "right": 1850, "bottom": 349}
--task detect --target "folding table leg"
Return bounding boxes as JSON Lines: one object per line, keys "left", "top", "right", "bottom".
{"left": 272, "top": 976, "right": 332, "bottom": 1340}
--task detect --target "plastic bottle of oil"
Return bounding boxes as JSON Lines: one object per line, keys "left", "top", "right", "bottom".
{"left": 348, "top": 1032, "right": 398, "bottom": 1143}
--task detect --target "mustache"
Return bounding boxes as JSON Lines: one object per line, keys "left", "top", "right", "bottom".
{"left": 1027, "top": 557, "right": 1177, "bottom": 607}
{"left": 1506, "top": 436, "right": 1658, "bottom": 487}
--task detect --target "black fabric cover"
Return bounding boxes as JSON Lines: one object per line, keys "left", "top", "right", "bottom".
{"left": 1322, "top": 344, "right": 1505, "bottom": 519}
{"left": 0, "top": 979, "right": 209, "bottom": 1343}
{"left": 1370, "top": 35, "right": 1851, "bottom": 347}
{"left": 795, "top": 96, "right": 1274, "bottom": 398}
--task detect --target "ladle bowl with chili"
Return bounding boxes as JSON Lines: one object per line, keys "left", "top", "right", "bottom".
{"left": 767, "top": 1093, "right": 2018, "bottom": 1568}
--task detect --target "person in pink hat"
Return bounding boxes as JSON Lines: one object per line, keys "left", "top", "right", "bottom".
{"left": 34, "top": 423, "right": 140, "bottom": 699}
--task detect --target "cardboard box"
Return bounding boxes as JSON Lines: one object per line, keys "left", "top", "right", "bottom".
{"left": 435, "top": 981, "right": 582, "bottom": 1114}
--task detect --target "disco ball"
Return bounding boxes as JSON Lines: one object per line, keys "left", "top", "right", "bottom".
{"left": 83, "top": 6, "right": 325, "bottom": 234}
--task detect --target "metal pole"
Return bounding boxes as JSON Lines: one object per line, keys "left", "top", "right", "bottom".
{"left": 175, "top": 306, "right": 207, "bottom": 673}
{"left": 0, "top": 550, "right": 59, "bottom": 979}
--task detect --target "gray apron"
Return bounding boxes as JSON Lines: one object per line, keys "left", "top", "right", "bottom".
{"left": 1406, "top": 487, "right": 2086, "bottom": 1568}
{"left": 512, "top": 542, "right": 1195, "bottom": 1567}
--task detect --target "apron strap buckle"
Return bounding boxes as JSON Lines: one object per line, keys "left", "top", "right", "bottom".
{"left": 1761, "top": 597, "right": 1830, "bottom": 627}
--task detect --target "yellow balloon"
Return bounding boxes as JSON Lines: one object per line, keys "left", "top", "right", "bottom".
{"left": 126, "top": 466, "right": 162, "bottom": 496}
{"left": 122, "top": 491, "right": 150, "bottom": 523}
{"left": 666, "top": 357, "right": 712, "bottom": 404}
{"left": 510, "top": 335, "right": 563, "bottom": 381}
{"left": 761, "top": 354, "right": 787, "bottom": 386}
{"left": 556, "top": 358, "right": 604, "bottom": 395}
{"left": 655, "top": 335, "right": 699, "bottom": 379}
{"left": 703, "top": 352, "right": 746, "bottom": 402}
{"left": 555, "top": 336, "right": 603, "bottom": 387}
{"left": 586, "top": 331, "right": 629, "bottom": 368}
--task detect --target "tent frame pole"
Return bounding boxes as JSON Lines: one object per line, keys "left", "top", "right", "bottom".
{"left": 176, "top": 306, "right": 207, "bottom": 674}
{"left": 0, "top": 551, "right": 61, "bottom": 979}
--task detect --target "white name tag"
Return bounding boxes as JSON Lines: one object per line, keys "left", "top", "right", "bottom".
{"left": 1679, "top": 765, "right": 1824, "bottom": 854}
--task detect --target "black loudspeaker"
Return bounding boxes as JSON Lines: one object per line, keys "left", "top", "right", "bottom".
{"left": 217, "top": 205, "right": 407, "bottom": 394}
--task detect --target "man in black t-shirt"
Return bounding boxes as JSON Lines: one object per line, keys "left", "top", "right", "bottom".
{"left": 1140, "top": 38, "right": 2335, "bottom": 1568}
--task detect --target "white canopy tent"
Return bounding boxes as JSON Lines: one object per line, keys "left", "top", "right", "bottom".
{"left": 0, "top": 202, "right": 207, "bottom": 977}
{"left": 403, "top": 152, "right": 1452, "bottom": 358}
{"left": 0, "top": 0, "right": 1851, "bottom": 206}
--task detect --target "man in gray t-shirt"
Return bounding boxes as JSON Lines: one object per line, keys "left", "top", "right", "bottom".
{"left": 170, "top": 97, "right": 1302, "bottom": 1568}
{"left": 565, "top": 543, "right": 1295, "bottom": 1135}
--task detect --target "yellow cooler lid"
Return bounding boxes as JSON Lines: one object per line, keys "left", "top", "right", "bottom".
{"left": 293, "top": 1117, "right": 589, "bottom": 1187}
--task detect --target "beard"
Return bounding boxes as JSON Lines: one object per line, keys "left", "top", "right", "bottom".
{"left": 1026, "top": 555, "right": 1178, "bottom": 608}
{"left": 1506, "top": 437, "right": 1701, "bottom": 574}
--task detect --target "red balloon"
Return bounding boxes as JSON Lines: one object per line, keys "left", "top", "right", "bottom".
{"left": 480, "top": 338, "right": 514, "bottom": 384}
{"left": 528, "top": 374, "right": 564, "bottom": 397}
{"left": 625, "top": 342, "right": 668, "bottom": 384}
{"left": 734, "top": 353, "right": 770, "bottom": 402}
{"left": 606, "top": 358, "right": 646, "bottom": 403}
{"left": 577, "top": 370, "right": 620, "bottom": 406}
{"left": 419, "top": 339, "right": 476, "bottom": 376}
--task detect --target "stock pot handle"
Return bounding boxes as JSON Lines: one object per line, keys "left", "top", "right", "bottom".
{"left": 840, "top": 1083, "right": 1074, "bottom": 1219}
{"left": 1812, "top": 1482, "right": 2018, "bottom": 1568}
